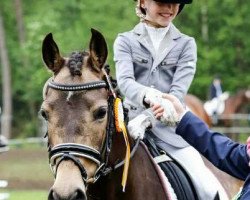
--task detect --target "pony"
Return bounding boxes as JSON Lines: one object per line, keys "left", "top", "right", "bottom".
{"left": 41, "top": 29, "right": 174, "bottom": 200}
{"left": 41, "top": 29, "right": 239, "bottom": 200}
{"left": 218, "top": 89, "right": 250, "bottom": 140}
{"left": 221, "top": 89, "right": 250, "bottom": 120}
{"left": 184, "top": 94, "right": 212, "bottom": 127}
{"left": 186, "top": 90, "right": 250, "bottom": 139}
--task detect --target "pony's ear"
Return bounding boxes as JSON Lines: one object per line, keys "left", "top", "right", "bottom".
{"left": 42, "top": 33, "right": 64, "bottom": 73}
{"left": 89, "top": 28, "right": 108, "bottom": 72}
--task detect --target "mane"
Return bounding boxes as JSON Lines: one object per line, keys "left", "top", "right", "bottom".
{"left": 67, "top": 51, "right": 89, "bottom": 76}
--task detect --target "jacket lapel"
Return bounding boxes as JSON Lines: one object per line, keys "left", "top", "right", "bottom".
{"left": 152, "top": 24, "right": 181, "bottom": 70}
{"left": 133, "top": 23, "right": 156, "bottom": 57}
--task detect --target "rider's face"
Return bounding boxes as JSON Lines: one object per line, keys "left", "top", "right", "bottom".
{"left": 141, "top": 0, "right": 180, "bottom": 27}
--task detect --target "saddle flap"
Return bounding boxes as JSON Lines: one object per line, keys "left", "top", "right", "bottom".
{"left": 143, "top": 132, "right": 198, "bottom": 200}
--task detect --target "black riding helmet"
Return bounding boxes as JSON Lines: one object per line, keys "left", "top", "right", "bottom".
{"left": 135, "top": 0, "right": 192, "bottom": 15}
{"left": 154, "top": 0, "right": 192, "bottom": 13}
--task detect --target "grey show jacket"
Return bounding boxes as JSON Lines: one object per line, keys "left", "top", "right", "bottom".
{"left": 114, "top": 22, "right": 197, "bottom": 148}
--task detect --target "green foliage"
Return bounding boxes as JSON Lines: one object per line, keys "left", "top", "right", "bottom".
{"left": 1, "top": 0, "right": 250, "bottom": 137}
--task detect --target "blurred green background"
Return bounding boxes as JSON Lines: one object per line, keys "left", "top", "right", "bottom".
{"left": 0, "top": 0, "right": 250, "bottom": 199}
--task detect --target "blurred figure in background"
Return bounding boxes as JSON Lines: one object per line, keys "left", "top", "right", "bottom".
{"left": 204, "top": 75, "right": 229, "bottom": 124}
{"left": 209, "top": 75, "right": 223, "bottom": 100}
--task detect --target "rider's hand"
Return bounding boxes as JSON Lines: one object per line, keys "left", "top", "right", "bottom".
{"left": 151, "top": 97, "right": 179, "bottom": 126}
{"left": 128, "top": 112, "right": 154, "bottom": 140}
{"left": 139, "top": 87, "right": 163, "bottom": 108}
{"left": 152, "top": 94, "right": 187, "bottom": 123}
{"left": 144, "top": 88, "right": 163, "bottom": 106}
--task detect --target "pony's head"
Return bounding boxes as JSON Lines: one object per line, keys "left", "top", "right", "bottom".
{"left": 41, "top": 29, "right": 110, "bottom": 200}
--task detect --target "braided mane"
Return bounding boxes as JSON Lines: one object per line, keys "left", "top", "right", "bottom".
{"left": 68, "top": 51, "right": 88, "bottom": 76}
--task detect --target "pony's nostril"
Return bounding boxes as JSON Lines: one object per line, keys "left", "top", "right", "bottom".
{"left": 48, "top": 189, "right": 59, "bottom": 200}
{"left": 48, "top": 188, "right": 86, "bottom": 200}
{"left": 70, "top": 189, "right": 86, "bottom": 200}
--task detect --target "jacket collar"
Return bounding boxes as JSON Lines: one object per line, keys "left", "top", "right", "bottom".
{"left": 132, "top": 22, "right": 182, "bottom": 40}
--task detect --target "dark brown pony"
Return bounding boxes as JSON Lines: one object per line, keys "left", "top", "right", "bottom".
{"left": 184, "top": 94, "right": 212, "bottom": 127}
{"left": 41, "top": 29, "right": 171, "bottom": 200}
{"left": 219, "top": 89, "right": 250, "bottom": 140}
{"left": 222, "top": 89, "right": 250, "bottom": 122}
{"left": 185, "top": 93, "right": 244, "bottom": 197}
{"left": 185, "top": 89, "right": 250, "bottom": 126}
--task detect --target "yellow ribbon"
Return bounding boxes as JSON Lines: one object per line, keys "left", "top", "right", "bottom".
{"left": 120, "top": 122, "right": 130, "bottom": 192}
{"left": 114, "top": 98, "right": 131, "bottom": 191}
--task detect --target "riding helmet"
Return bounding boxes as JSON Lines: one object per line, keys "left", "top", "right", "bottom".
{"left": 134, "top": 0, "right": 192, "bottom": 15}
{"left": 154, "top": 0, "right": 192, "bottom": 14}
{"left": 153, "top": 0, "right": 192, "bottom": 3}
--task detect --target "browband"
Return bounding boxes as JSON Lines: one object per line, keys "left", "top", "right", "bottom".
{"left": 48, "top": 80, "right": 107, "bottom": 91}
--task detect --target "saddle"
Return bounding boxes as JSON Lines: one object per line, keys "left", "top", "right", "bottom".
{"left": 143, "top": 133, "right": 221, "bottom": 200}
{"left": 143, "top": 132, "right": 198, "bottom": 200}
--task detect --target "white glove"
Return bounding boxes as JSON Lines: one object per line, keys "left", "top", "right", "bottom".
{"left": 143, "top": 88, "right": 163, "bottom": 106}
{"left": 144, "top": 89, "right": 179, "bottom": 126}
{"left": 128, "top": 113, "right": 153, "bottom": 140}
{"left": 159, "top": 98, "right": 179, "bottom": 126}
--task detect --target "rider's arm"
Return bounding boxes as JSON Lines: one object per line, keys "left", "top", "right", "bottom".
{"left": 114, "top": 34, "right": 150, "bottom": 106}
{"left": 176, "top": 111, "right": 250, "bottom": 180}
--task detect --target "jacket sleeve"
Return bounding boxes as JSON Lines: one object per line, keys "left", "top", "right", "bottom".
{"left": 169, "top": 38, "right": 197, "bottom": 102}
{"left": 113, "top": 34, "right": 148, "bottom": 106}
{"left": 176, "top": 111, "right": 250, "bottom": 180}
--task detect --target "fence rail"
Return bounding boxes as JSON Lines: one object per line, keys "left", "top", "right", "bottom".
{"left": 8, "top": 137, "right": 46, "bottom": 146}
{"left": 211, "top": 127, "right": 250, "bottom": 134}
{"left": 210, "top": 113, "right": 250, "bottom": 134}
{"left": 217, "top": 114, "right": 250, "bottom": 120}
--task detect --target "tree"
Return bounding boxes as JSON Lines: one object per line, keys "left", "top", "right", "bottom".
{"left": 0, "top": 8, "right": 12, "bottom": 139}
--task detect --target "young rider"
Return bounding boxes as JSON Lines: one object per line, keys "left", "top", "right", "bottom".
{"left": 114, "top": 0, "right": 227, "bottom": 199}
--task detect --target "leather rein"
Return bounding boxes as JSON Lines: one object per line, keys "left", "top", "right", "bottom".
{"left": 44, "top": 66, "right": 139, "bottom": 184}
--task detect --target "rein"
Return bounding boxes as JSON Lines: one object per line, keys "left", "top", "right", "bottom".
{"left": 45, "top": 66, "right": 139, "bottom": 184}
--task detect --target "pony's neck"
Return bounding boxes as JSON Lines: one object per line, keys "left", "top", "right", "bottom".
{"left": 88, "top": 141, "right": 168, "bottom": 199}
{"left": 227, "top": 91, "right": 246, "bottom": 113}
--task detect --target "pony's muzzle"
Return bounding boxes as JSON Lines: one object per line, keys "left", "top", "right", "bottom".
{"left": 47, "top": 160, "right": 88, "bottom": 200}
{"left": 48, "top": 187, "right": 87, "bottom": 200}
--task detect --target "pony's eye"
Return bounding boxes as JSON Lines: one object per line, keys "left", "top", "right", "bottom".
{"left": 40, "top": 109, "right": 49, "bottom": 121}
{"left": 93, "top": 107, "right": 107, "bottom": 121}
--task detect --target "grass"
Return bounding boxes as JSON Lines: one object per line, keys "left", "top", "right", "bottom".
{"left": 1, "top": 190, "right": 48, "bottom": 200}
{"left": 0, "top": 143, "right": 53, "bottom": 192}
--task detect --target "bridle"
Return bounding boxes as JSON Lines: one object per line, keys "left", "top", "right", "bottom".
{"left": 44, "top": 66, "right": 139, "bottom": 184}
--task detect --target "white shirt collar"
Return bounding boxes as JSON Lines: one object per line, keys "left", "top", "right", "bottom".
{"left": 144, "top": 23, "right": 170, "bottom": 51}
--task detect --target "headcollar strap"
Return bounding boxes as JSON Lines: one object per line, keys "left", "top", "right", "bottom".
{"left": 102, "top": 65, "right": 117, "bottom": 98}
